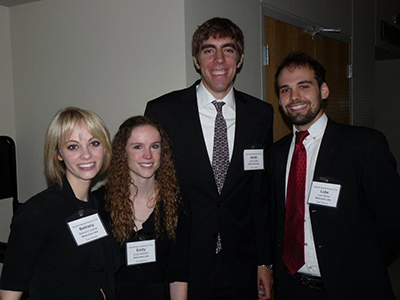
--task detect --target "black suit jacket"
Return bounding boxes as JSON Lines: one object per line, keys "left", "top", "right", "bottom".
{"left": 145, "top": 81, "right": 274, "bottom": 299}
{"left": 268, "top": 118, "right": 400, "bottom": 300}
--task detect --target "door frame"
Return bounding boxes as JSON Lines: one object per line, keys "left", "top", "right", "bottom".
{"left": 260, "top": 3, "right": 353, "bottom": 124}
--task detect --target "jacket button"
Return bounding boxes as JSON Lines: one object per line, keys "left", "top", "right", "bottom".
{"left": 217, "top": 202, "right": 222, "bottom": 207}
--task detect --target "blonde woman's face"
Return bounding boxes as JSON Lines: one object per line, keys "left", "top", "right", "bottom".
{"left": 57, "top": 120, "right": 104, "bottom": 188}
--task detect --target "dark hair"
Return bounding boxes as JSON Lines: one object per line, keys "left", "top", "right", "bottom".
{"left": 191, "top": 17, "right": 244, "bottom": 61}
{"left": 105, "top": 116, "right": 180, "bottom": 244}
{"left": 274, "top": 51, "right": 326, "bottom": 97}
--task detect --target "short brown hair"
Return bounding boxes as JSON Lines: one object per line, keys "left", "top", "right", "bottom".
{"left": 44, "top": 107, "right": 111, "bottom": 186}
{"left": 191, "top": 17, "right": 244, "bottom": 61}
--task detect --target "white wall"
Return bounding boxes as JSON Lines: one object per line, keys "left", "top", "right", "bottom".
{"left": 375, "top": 59, "right": 400, "bottom": 170}
{"left": 0, "top": 7, "right": 15, "bottom": 144}
{"left": 10, "top": 0, "right": 186, "bottom": 201}
{"left": 0, "top": 5, "right": 15, "bottom": 270}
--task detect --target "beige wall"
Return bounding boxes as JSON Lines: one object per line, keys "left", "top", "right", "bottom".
{"left": 0, "top": 5, "right": 15, "bottom": 270}
{"left": 10, "top": 0, "right": 186, "bottom": 202}
{"left": 0, "top": 7, "right": 15, "bottom": 140}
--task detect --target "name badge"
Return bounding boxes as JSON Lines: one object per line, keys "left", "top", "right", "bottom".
{"left": 126, "top": 239, "right": 156, "bottom": 266}
{"left": 243, "top": 149, "right": 264, "bottom": 171}
{"left": 67, "top": 213, "right": 108, "bottom": 246}
{"left": 308, "top": 181, "right": 341, "bottom": 208}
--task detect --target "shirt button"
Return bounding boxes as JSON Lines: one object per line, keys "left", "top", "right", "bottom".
{"left": 309, "top": 266, "right": 312, "bottom": 269}
{"left": 304, "top": 243, "right": 308, "bottom": 246}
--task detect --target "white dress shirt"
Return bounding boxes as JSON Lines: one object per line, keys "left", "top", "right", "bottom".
{"left": 285, "top": 113, "right": 328, "bottom": 277}
{"left": 197, "top": 82, "right": 236, "bottom": 163}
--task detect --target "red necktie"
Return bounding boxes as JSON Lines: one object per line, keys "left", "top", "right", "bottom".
{"left": 283, "top": 130, "right": 309, "bottom": 275}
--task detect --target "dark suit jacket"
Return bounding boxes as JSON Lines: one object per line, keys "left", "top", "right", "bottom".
{"left": 145, "top": 81, "right": 274, "bottom": 299}
{"left": 268, "top": 118, "right": 400, "bottom": 300}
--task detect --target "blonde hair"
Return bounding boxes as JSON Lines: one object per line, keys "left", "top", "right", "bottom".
{"left": 44, "top": 107, "right": 111, "bottom": 186}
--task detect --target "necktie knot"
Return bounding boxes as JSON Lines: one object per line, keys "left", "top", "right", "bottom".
{"left": 212, "top": 100, "right": 225, "bottom": 113}
{"left": 295, "top": 130, "right": 309, "bottom": 144}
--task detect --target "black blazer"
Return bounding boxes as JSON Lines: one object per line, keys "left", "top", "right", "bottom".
{"left": 145, "top": 81, "right": 274, "bottom": 299}
{"left": 268, "top": 118, "right": 400, "bottom": 300}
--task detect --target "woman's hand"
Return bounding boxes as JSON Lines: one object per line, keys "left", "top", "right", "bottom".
{"left": 0, "top": 290, "right": 23, "bottom": 300}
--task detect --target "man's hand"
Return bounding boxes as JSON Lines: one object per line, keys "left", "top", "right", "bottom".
{"left": 258, "top": 265, "right": 273, "bottom": 299}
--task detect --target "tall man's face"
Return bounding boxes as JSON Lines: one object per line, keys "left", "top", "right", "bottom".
{"left": 277, "top": 66, "right": 329, "bottom": 131}
{"left": 193, "top": 36, "right": 244, "bottom": 100}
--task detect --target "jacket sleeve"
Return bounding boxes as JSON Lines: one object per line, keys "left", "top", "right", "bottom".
{"left": 362, "top": 129, "right": 400, "bottom": 263}
{"left": 253, "top": 105, "right": 274, "bottom": 265}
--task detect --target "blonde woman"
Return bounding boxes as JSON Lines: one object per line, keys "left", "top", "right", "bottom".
{"left": 0, "top": 107, "right": 119, "bottom": 300}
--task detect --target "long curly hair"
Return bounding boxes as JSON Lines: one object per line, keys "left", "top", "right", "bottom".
{"left": 106, "top": 116, "right": 180, "bottom": 245}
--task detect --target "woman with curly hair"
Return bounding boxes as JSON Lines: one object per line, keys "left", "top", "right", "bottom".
{"left": 95, "top": 116, "right": 189, "bottom": 300}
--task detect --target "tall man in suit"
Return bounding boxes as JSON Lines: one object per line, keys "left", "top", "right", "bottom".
{"left": 145, "top": 17, "right": 274, "bottom": 299}
{"left": 269, "top": 51, "right": 400, "bottom": 299}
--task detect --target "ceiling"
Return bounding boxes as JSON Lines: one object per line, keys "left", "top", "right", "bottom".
{"left": 0, "top": 0, "right": 40, "bottom": 7}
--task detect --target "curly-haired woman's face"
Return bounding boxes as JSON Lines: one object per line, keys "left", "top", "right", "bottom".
{"left": 125, "top": 125, "right": 161, "bottom": 183}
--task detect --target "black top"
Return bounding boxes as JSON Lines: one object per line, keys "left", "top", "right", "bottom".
{"left": 0, "top": 178, "right": 120, "bottom": 300}
{"left": 94, "top": 187, "right": 189, "bottom": 299}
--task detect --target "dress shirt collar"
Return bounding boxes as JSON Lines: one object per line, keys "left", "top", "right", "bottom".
{"left": 292, "top": 113, "right": 328, "bottom": 140}
{"left": 196, "top": 81, "right": 235, "bottom": 111}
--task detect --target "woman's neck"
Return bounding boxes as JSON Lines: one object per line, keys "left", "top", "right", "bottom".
{"left": 130, "top": 177, "right": 156, "bottom": 202}
{"left": 66, "top": 173, "right": 90, "bottom": 202}
{"left": 130, "top": 177, "right": 157, "bottom": 229}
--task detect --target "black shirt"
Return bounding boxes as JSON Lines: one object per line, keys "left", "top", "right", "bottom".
{"left": 0, "top": 178, "right": 120, "bottom": 300}
{"left": 95, "top": 188, "right": 189, "bottom": 299}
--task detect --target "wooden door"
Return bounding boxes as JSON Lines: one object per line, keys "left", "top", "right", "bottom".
{"left": 264, "top": 17, "right": 350, "bottom": 141}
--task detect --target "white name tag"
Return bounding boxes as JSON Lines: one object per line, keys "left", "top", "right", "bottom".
{"left": 126, "top": 239, "right": 156, "bottom": 266}
{"left": 308, "top": 181, "right": 341, "bottom": 208}
{"left": 243, "top": 149, "right": 264, "bottom": 171}
{"left": 67, "top": 213, "right": 108, "bottom": 246}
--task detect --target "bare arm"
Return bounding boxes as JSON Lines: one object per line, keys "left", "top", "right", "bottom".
{"left": 170, "top": 282, "right": 188, "bottom": 300}
{"left": 0, "top": 290, "right": 23, "bottom": 300}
